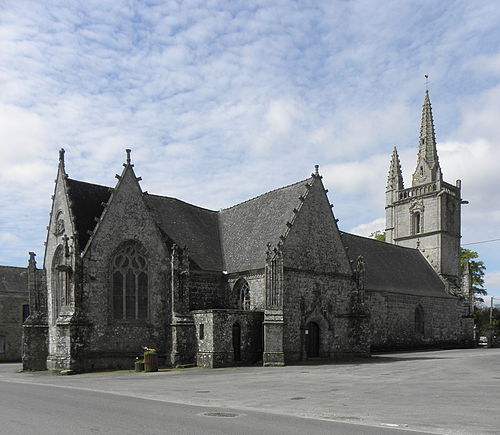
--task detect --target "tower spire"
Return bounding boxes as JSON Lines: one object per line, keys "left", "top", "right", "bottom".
{"left": 412, "top": 90, "right": 442, "bottom": 186}
{"left": 387, "top": 147, "right": 404, "bottom": 191}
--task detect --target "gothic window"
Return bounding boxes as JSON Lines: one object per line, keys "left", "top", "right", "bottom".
{"left": 412, "top": 212, "right": 422, "bottom": 234}
{"left": 112, "top": 243, "right": 148, "bottom": 320}
{"left": 234, "top": 278, "right": 250, "bottom": 310}
{"left": 415, "top": 305, "right": 424, "bottom": 335}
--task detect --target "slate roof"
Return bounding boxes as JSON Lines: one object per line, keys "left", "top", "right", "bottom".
{"left": 340, "top": 232, "right": 451, "bottom": 298}
{"left": 66, "top": 178, "right": 112, "bottom": 250}
{"left": 63, "top": 174, "right": 453, "bottom": 299}
{"left": 64, "top": 175, "right": 310, "bottom": 273}
{"left": 144, "top": 195, "right": 223, "bottom": 271}
{"left": 0, "top": 266, "right": 27, "bottom": 293}
{"left": 219, "top": 179, "right": 311, "bottom": 273}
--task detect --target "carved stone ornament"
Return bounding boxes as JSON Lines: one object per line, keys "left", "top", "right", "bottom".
{"left": 409, "top": 198, "right": 424, "bottom": 214}
{"left": 54, "top": 218, "right": 65, "bottom": 235}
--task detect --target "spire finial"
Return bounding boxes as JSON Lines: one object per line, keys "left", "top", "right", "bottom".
{"left": 28, "top": 252, "right": 37, "bottom": 268}
{"left": 314, "top": 164, "right": 319, "bottom": 176}
{"left": 58, "top": 148, "right": 67, "bottom": 176}
{"left": 425, "top": 74, "right": 429, "bottom": 92}
{"left": 387, "top": 147, "right": 404, "bottom": 191}
{"left": 126, "top": 149, "right": 131, "bottom": 165}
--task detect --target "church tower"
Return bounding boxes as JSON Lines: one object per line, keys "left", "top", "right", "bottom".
{"left": 385, "top": 90, "right": 464, "bottom": 289}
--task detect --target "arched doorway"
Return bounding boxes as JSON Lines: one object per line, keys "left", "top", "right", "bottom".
{"left": 232, "top": 323, "right": 241, "bottom": 362}
{"left": 305, "top": 322, "right": 320, "bottom": 358}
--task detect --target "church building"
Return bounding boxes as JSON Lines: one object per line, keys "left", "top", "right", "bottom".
{"left": 23, "top": 91, "right": 473, "bottom": 373}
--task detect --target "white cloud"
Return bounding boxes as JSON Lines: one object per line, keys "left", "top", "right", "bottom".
{"left": 485, "top": 271, "right": 500, "bottom": 292}
{"left": 349, "top": 218, "right": 386, "bottom": 237}
{"left": 1, "top": 0, "right": 500, "bottom": 268}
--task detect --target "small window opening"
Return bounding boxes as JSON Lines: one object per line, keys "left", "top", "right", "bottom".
{"left": 413, "top": 212, "right": 421, "bottom": 234}
{"left": 199, "top": 324, "right": 204, "bottom": 340}
{"left": 415, "top": 305, "right": 425, "bottom": 335}
{"left": 22, "top": 304, "right": 30, "bottom": 322}
{"left": 0, "top": 335, "right": 5, "bottom": 354}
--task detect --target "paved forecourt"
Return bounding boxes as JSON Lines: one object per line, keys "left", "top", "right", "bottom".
{"left": 1, "top": 348, "right": 499, "bottom": 434}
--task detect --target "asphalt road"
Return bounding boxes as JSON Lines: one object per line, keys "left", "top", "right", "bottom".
{"left": 1, "top": 348, "right": 499, "bottom": 434}
{"left": 0, "top": 381, "right": 428, "bottom": 435}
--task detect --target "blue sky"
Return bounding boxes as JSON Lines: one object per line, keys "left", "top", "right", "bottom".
{"left": 1, "top": 0, "right": 500, "bottom": 301}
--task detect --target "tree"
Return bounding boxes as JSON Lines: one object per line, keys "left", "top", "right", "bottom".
{"left": 369, "top": 230, "right": 386, "bottom": 242}
{"left": 460, "top": 248, "right": 487, "bottom": 303}
{"left": 474, "top": 305, "right": 500, "bottom": 336}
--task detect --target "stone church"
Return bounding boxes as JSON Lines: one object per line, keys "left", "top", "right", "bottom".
{"left": 23, "top": 91, "right": 473, "bottom": 373}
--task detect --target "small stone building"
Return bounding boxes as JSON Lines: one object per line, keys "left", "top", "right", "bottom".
{"left": 23, "top": 91, "right": 473, "bottom": 372}
{"left": 0, "top": 266, "right": 29, "bottom": 361}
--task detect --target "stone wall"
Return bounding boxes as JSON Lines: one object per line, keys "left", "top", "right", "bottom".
{"left": 0, "top": 291, "right": 29, "bottom": 362}
{"left": 227, "top": 273, "right": 266, "bottom": 310}
{"left": 77, "top": 168, "right": 172, "bottom": 370}
{"left": 44, "top": 166, "right": 76, "bottom": 369}
{"left": 368, "top": 290, "right": 473, "bottom": 350}
{"left": 282, "top": 176, "right": 352, "bottom": 276}
{"left": 391, "top": 185, "right": 461, "bottom": 282}
{"left": 192, "top": 309, "right": 263, "bottom": 368}
{"left": 279, "top": 174, "right": 368, "bottom": 362}
{"left": 189, "top": 270, "right": 226, "bottom": 310}
{"left": 283, "top": 270, "right": 360, "bottom": 362}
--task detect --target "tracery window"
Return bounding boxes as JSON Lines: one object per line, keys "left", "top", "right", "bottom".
{"left": 112, "top": 244, "right": 148, "bottom": 320}
{"left": 234, "top": 278, "right": 250, "bottom": 310}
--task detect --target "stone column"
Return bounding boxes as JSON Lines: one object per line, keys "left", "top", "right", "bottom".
{"left": 170, "top": 245, "right": 196, "bottom": 367}
{"left": 22, "top": 252, "right": 49, "bottom": 371}
{"left": 263, "top": 244, "right": 285, "bottom": 366}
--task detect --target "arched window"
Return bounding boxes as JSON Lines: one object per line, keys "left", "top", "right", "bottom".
{"left": 415, "top": 305, "right": 424, "bottom": 335}
{"left": 112, "top": 243, "right": 148, "bottom": 320}
{"left": 413, "top": 212, "right": 421, "bottom": 234}
{"left": 234, "top": 278, "right": 250, "bottom": 310}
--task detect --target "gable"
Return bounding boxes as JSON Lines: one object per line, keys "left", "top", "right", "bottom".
{"left": 282, "top": 177, "right": 352, "bottom": 275}
{"left": 219, "top": 179, "right": 312, "bottom": 273}
{"left": 340, "top": 232, "right": 451, "bottom": 298}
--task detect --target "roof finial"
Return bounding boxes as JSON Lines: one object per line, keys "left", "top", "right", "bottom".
{"left": 58, "top": 148, "right": 67, "bottom": 175}
{"left": 126, "top": 149, "right": 131, "bottom": 165}
{"left": 28, "top": 252, "right": 37, "bottom": 268}
{"left": 425, "top": 74, "right": 429, "bottom": 92}
{"left": 387, "top": 147, "right": 404, "bottom": 191}
{"left": 314, "top": 164, "right": 319, "bottom": 176}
